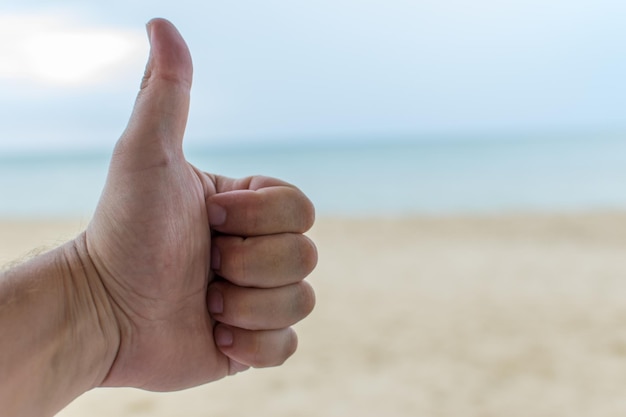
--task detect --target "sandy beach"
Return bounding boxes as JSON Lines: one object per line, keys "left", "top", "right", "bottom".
{"left": 4, "top": 213, "right": 626, "bottom": 417}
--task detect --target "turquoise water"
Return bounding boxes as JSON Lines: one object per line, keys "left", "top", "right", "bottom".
{"left": 1, "top": 134, "right": 626, "bottom": 217}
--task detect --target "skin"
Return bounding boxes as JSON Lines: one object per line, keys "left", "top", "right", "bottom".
{"left": 0, "top": 18, "right": 317, "bottom": 417}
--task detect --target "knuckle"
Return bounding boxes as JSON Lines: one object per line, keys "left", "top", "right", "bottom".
{"left": 298, "top": 235, "right": 318, "bottom": 277}
{"left": 219, "top": 237, "right": 250, "bottom": 285}
{"left": 255, "top": 329, "right": 298, "bottom": 368}
{"left": 234, "top": 242, "right": 250, "bottom": 286}
{"left": 294, "top": 191, "right": 316, "bottom": 232}
{"left": 251, "top": 333, "right": 266, "bottom": 366}
{"left": 303, "top": 200, "right": 316, "bottom": 232}
{"left": 283, "top": 328, "right": 299, "bottom": 361}
{"left": 295, "top": 281, "right": 316, "bottom": 319}
{"left": 244, "top": 192, "right": 265, "bottom": 231}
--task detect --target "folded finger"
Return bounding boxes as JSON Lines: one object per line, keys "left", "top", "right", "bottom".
{"left": 215, "top": 324, "right": 298, "bottom": 369}
{"left": 206, "top": 178, "right": 315, "bottom": 236}
{"left": 212, "top": 233, "right": 317, "bottom": 288}
{"left": 207, "top": 280, "right": 315, "bottom": 330}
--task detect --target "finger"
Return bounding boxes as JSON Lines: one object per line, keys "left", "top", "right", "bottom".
{"left": 207, "top": 185, "right": 315, "bottom": 236}
{"left": 114, "top": 18, "right": 192, "bottom": 169}
{"left": 212, "top": 233, "right": 317, "bottom": 288}
{"left": 207, "top": 280, "right": 315, "bottom": 330}
{"left": 214, "top": 324, "right": 298, "bottom": 369}
{"left": 210, "top": 174, "right": 295, "bottom": 193}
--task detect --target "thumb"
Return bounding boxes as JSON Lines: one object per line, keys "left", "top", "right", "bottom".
{"left": 118, "top": 18, "right": 193, "bottom": 161}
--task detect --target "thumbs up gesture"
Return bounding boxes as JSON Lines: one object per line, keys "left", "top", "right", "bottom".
{"left": 85, "top": 18, "right": 317, "bottom": 390}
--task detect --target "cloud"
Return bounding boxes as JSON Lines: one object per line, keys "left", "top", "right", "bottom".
{"left": 0, "top": 12, "right": 146, "bottom": 87}
{"left": 0, "top": 0, "right": 625, "bottom": 154}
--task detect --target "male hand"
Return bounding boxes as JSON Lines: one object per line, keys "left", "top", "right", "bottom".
{"left": 84, "top": 18, "right": 317, "bottom": 390}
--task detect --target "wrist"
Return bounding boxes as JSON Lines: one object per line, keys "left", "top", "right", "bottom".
{"left": 0, "top": 233, "right": 120, "bottom": 416}
{"left": 61, "top": 233, "right": 121, "bottom": 389}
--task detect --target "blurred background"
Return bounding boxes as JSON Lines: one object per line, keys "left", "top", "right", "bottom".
{"left": 1, "top": 0, "right": 625, "bottom": 217}
{"left": 3, "top": 1, "right": 626, "bottom": 416}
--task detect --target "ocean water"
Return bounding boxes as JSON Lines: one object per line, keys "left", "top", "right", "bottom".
{"left": 1, "top": 134, "right": 626, "bottom": 218}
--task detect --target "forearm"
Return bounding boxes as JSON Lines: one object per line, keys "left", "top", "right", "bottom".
{"left": 0, "top": 234, "right": 119, "bottom": 417}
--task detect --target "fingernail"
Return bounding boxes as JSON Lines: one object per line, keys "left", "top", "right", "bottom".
{"left": 208, "top": 204, "right": 227, "bottom": 226}
{"left": 208, "top": 289, "right": 223, "bottom": 315}
{"left": 145, "top": 20, "right": 154, "bottom": 42}
{"left": 215, "top": 326, "right": 233, "bottom": 347}
{"left": 211, "top": 245, "right": 221, "bottom": 270}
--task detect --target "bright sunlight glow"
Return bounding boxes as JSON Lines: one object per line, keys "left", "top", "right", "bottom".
{"left": 0, "top": 14, "right": 145, "bottom": 87}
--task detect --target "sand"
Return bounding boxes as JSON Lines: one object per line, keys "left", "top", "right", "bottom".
{"left": 4, "top": 213, "right": 626, "bottom": 416}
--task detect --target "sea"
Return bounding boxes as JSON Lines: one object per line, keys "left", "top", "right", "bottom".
{"left": 1, "top": 132, "right": 626, "bottom": 218}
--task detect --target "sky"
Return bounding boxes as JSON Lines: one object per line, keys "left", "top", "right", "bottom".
{"left": 0, "top": 0, "right": 625, "bottom": 152}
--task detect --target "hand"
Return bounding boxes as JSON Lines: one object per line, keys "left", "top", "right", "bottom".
{"left": 84, "top": 18, "right": 317, "bottom": 390}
